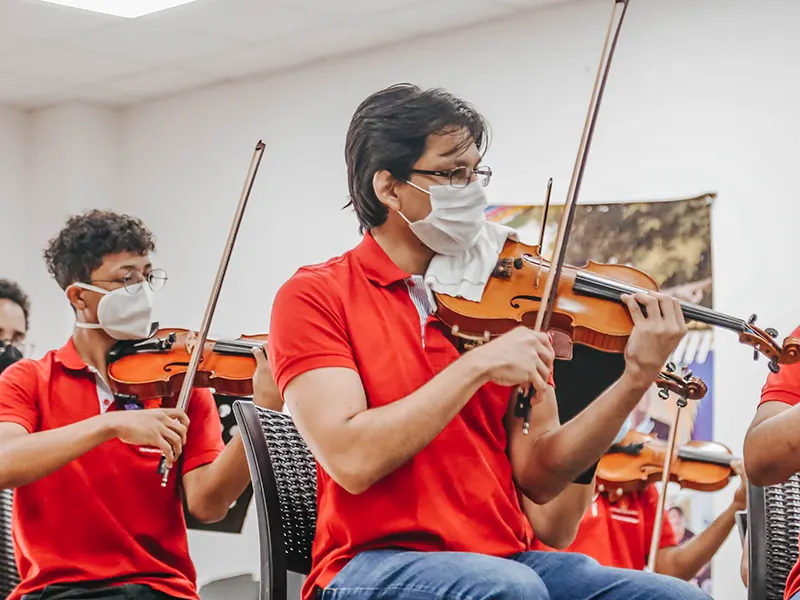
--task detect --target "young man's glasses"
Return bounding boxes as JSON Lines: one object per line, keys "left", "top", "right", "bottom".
{"left": 92, "top": 269, "right": 168, "bottom": 295}
{"left": 410, "top": 166, "right": 492, "bottom": 189}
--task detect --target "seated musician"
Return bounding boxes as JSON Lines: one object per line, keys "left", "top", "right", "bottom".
{"left": 0, "top": 210, "right": 282, "bottom": 600}
{"left": 533, "top": 346, "right": 748, "bottom": 583}
{"left": 267, "top": 83, "right": 709, "bottom": 600}
{"left": 0, "top": 279, "right": 30, "bottom": 374}
{"left": 743, "top": 323, "right": 800, "bottom": 600}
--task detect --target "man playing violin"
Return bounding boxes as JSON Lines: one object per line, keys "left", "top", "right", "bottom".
{"left": 534, "top": 431, "right": 748, "bottom": 581}
{"left": 531, "top": 350, "right": 747, "bottom": 584}
{"left": 744, "top": 323, "right": 800, "bottom": 600}
{"left": 0, "top": 279, "right": 31, "bottom": 375}
{"left": 0, "top": 210, "right": 282, "bottom": 600}
{"left": 268, "top": 83, "right": 708, "bottom": 600}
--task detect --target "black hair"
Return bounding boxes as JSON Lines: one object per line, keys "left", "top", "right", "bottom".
{"left": 344, "top": 83, "right": 490, "bottom": 232}
{"left": 0, "top": 279, "right": 30, "bottom": 329}
{"left": 43, "top": 209, "right": 156, "bottom": 290}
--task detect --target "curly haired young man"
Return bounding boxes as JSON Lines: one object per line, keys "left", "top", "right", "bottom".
{"left": 0, "top": 210, "right": 282, "bottom": 600}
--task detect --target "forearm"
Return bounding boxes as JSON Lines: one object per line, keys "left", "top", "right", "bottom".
{"left": 744, "top": 404, "right": 800, "bottom": 486}
{"left": 331, "top": 353, "right": 489, "bottom": 494}
{"left": 184, "top": 435, "right": 252, "bottom": 523}
{"left": 656, "top": 505, "right": 737, "bottom": 580}
{"left": 522, "top": 480, "right": 594, "bottom": 549}
{"left": 527, "top": 370, "right": 651, "bottom": 497}
{"left": 0, "top": 416, "right": 114, "bottom": 489}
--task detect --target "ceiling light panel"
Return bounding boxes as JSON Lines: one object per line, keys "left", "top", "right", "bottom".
{"left": 33, "top": 0, "right": 201, "bottom": 18}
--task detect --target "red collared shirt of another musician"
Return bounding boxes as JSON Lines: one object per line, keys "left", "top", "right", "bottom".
{"left": 759, "top": 324, "right": 800, "bottom": 600}
{"left": 533, "top": 484, "right": 678, "bottom": 570}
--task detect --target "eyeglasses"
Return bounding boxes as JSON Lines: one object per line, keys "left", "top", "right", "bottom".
{"left": 91, "top": 268, "right": 168, "bottom": 294}
{"left": 410, "top": 165, "right": 492, "bottom": 189}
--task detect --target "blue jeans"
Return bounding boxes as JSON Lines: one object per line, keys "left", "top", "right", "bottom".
{"left": 319, "top": 549, "right": 711, "bottom": 600}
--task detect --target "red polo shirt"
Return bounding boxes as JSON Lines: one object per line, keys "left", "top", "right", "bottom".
{"left": 758, "top": 324, "right": 800, "bottom": 600}
{"left": 0, "top": 338, "right": 225, "bottom": 600}
{"left": 269, "top": 232, "right": 542, "bottom": 600}
{"left": 532, "top": 484, "right": 677, "bottom": 569}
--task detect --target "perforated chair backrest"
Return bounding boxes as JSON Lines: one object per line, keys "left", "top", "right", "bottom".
{"left": 234, "top": 401, "right": 317, "bottom": 600}
{"left": 748, "top": 474, "right": 800, "bottom": 600}
{"left": 0, "top": 488, "right": 18, "bottom": 599}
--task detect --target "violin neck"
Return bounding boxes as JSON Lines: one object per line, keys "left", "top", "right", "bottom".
{"left": 213, "top": 339, "right": 264, "bottom": 357}
{"left": 573, "top": 271, "right": 746, "bottom": 333}
{"left": 675, "top": 446, "right": 732, "bottom": 467}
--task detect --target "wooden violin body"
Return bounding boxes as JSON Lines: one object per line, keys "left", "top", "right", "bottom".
{"left": 435, "top": 240, "right": 800, "bottom": 369}
{"left": 107, "top": 328, "right": 266, "bottom": 404}
{"left": 596, "top": 430, "right": 735, "bottom": 502}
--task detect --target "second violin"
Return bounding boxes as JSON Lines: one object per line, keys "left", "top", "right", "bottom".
{"left": 107, "top": 328, "right": 266, "bottom": 404}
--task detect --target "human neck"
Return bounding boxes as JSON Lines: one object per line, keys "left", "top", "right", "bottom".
{"left": 370, "top": 224, "right": 435, "bottom": 276}
{"left": 72, "top": 326, "right": 117, "bottom": 376}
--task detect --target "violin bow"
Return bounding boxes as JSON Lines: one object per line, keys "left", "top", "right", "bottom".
{"left": 646, "top": 364, "right": 692, "bottom": 572}
{"left": 516, "top": 0, "right": 631, "bottom": 433}
{"left": 157, "top": 140, "right": 267, "bottom": 487}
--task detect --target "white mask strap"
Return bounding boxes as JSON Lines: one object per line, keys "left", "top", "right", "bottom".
{"left": 70, "top": 282, "right": 110, "bottom": 295}
{"left": 405, "top": 180, "right": 431, "bottom": 196}
{"left": 68, "top": 282, "right": 108, "bottom": 330}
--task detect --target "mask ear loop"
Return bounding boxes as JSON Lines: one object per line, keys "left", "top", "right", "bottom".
{"left": 68, "top": 282, "right": 108, "bottom": 330}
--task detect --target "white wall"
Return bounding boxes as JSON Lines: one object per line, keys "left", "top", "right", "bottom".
{"left": 7, "top": 0, "right": 800, "bottom": 596}
{"left": 0, "top": 107, "right": 29, "bottom": 284}
{"left": 25, "top": 103, "right": 121, "bottom": 353}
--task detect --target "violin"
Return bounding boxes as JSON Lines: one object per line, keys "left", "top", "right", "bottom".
{"left": 595, "top": 430, "right": 737, "bottom": 503}
{"left": 435, "top": 240, "right": 800, "bottom": 372}
{"left": 107, "top": 328, "right": 267, "bottom": 405}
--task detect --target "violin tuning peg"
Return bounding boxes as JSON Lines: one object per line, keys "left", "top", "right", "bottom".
{"left": 754, "top": 349, "right": 759, "bottom": 361}
{"left": 683, "top": 370, "right": 693, "bottom": 381}
{"left": 748, "top": 313, "right": 758, "bottom": 325}
{"left": 513, "top": 258, "right": 524, "bottom": 270}
{"left": 666, "top": 362, "right": 676, "bottom": 373}
{"left": 658, "top": 387, "right": 670, "bottom": 400}
{"left": 769, "top": 360, "right": 781, "bottom": 374}
{"left": 766, "top": 327, "right": 779, "bottom": 338}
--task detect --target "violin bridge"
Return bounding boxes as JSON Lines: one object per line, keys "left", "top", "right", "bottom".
{"left": 185, "top": 331, "right": 198, "bottom": 356}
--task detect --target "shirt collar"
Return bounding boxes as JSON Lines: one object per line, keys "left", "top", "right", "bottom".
{"left": 353, "top": 231, "right": 411, "bottom": 287}
{"left": 54, "top": 337, "right": 89, "bottom": 372}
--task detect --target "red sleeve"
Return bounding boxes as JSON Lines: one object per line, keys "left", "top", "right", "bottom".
{"left": 643, "top": 485, "right": 678, "bottom": 550}
{"left": 268, "top": 269, "right": 357, "bottom": 396}
{"left": 0, "top": 359, "right": 40, "bottom": 433}
{"left": 181, "top": 388, "right": 225, "bottom": 475}
{"left": 760, "top": 325, "right": 800, "bottom": 407}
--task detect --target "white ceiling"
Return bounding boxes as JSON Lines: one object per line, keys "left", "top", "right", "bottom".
{"left": 0, "top": 0, "right": 571, "bottom": 109}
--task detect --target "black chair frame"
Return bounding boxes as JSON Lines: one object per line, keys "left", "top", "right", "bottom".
{"left": 235, "top": 400, "right": 316, "bottom": 600}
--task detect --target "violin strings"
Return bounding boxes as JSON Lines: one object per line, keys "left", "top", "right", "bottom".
{"left": 572, "top": 271, "right": 746, "bottom": 332}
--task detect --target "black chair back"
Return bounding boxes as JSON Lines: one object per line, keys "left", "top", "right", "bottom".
{"left": 0, "top": 488, "right": 18, "bottom": 599}
{"left": 234, "top": 401, "right": 317, "bottom": 600}
{"left": 748, "top": 474, "right": 800, "bottom": 600}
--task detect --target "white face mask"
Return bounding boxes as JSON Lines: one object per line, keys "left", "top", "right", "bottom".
{"left": 71, "top": 282, "right": 155, "bottom": 340}
{"left": 399, "top": 180, "right": 488, "bottom": 256}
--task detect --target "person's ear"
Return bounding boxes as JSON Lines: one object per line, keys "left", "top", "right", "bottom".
{"left": 373, "top": 170, "right": 402, "bottom": 212}
{"left": 65, "top": 285, "right": 88, "bottom": 311}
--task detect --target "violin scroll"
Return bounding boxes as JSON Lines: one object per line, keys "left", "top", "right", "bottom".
{"left": 739, "top": 314, "right": 800, "bottom": 373}
{"left": 655, "top": 363, "right": 707, "bottom": 401}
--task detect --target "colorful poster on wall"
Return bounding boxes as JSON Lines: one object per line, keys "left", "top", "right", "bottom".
{"left": 486, "top": 193, "right": 716, "bottom": 594}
